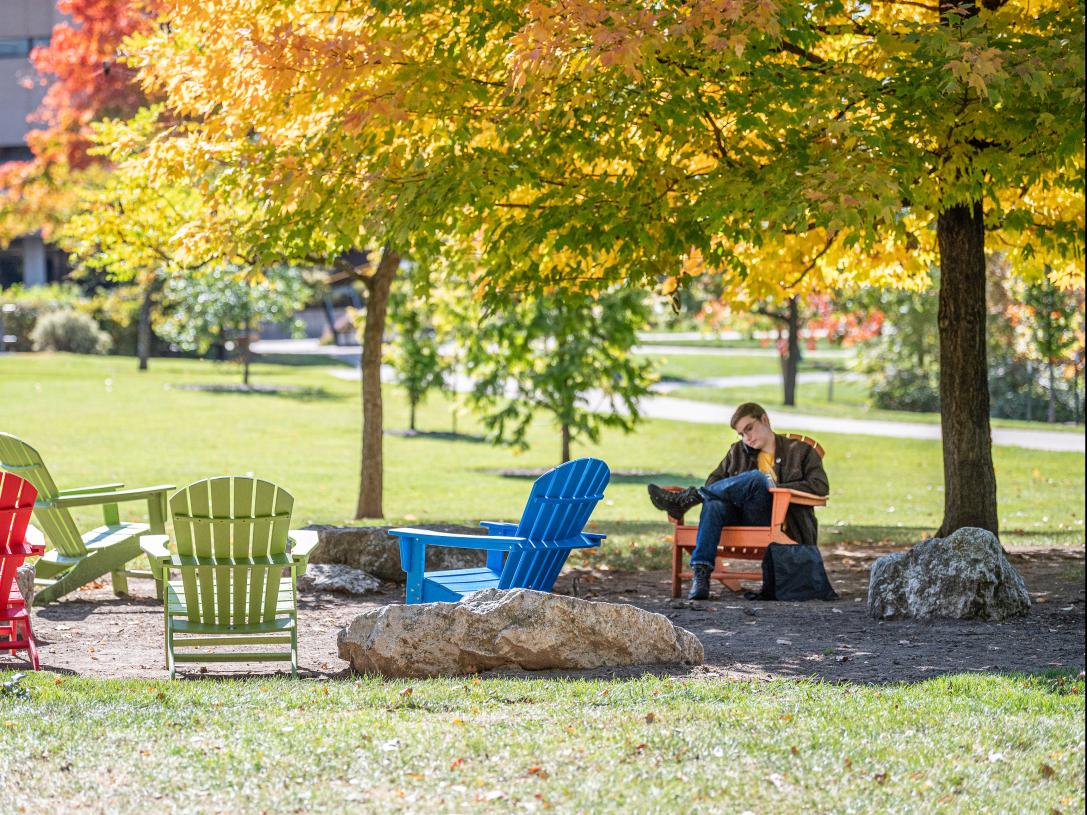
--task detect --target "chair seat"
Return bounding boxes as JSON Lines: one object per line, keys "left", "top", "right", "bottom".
{"left": 84, "top": 522, "right": 150, "bottom": 550}
{"left": 422, "top": 567, "right": 502, "bottom": 602}
{"left": 166, "top": 578, "right": 296, "bottom": 616}
{"left": 170, "top": 616, "right": 295, "bottom": 635}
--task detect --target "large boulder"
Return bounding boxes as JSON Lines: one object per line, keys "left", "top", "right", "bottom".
{"left": 306, "top": 524, "right": 487, "bottom": 583}
{"left": 297, "top": 563, "right": 381, "bottom": 595}
{"left": 868, "top": 527, "right": 1030, "bottom": 621}
{"left": 338, "top": 588, "right": 704, "bottom": 678}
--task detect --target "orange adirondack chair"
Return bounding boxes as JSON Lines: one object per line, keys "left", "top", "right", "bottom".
{"left": 1, "top": 471, "right": 45, "bottom": 669}
{"left": 666, "top": 434, "right": 829, "bottom": 597}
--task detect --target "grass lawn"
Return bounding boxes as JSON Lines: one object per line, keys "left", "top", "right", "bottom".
{"left": 0, "top": 353, "right": 1082, "bottom": 561}
{"left": 2, "top": 671, "right": 1083, "bottom": 813}
{"left": 651, "top": 351, "right": 848, "bottom": 382}
{"left": 2, "top": 354, "right": 1083, "bottom": 813}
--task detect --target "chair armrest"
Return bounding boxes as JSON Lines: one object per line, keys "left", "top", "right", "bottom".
{"left": 51, "top": 485, "right": 174, "bottom": 508}
{"left": 771, "top": 487, "right": 828, "bottom": 507}
{"left": 288, "top": 529, "right": 320, "bottom": 562}
{"left": 480, "top": 521, "right": 518, "bottom": 536}
{"left": 140, "top": 534, "right": 172, "bottom": 561}
{"left": 57, "top": 482, "right": 125, "bottom": 496}
{"left": 24, "top": 523, "right": 46, "bottom": 555}
{"left": 582, "top": 532, "right": 606, "bottom": 543}
{"left": 388, "top": 527, "right": 527, "bottom": 551}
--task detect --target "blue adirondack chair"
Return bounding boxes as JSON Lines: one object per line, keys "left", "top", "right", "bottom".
{"left": 390, "top": 457, "right": 610, "bottom": 604}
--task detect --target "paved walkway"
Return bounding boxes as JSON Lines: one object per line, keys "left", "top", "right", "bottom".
{"left": 254, "top": 339, "right": 1085, "bottom": 453}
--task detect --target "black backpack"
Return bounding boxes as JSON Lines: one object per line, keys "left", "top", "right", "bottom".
{"left": 756, "top": 542, "right": 838, "bottom": 601}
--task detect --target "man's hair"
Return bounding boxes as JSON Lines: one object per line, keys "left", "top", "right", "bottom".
{"left": 730, "top": 402, "right": 768, "bottom": 429}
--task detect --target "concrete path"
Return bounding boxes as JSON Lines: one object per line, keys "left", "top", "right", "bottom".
{"left": 620, "top": 395, "right": 1083, "bottom": 453}
{"left": 634, "top": 344, "right": 852, "bottom": 359}
{"left": 654, "top": 371, "right": 864, "bottom": 392}
{"left": 255, "top": 338, "right": 1084, "bottom": 453}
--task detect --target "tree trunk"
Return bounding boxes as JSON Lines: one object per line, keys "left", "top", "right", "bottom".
{"left": 561, "top": 422, "right": 571, "bottom": 464}
{"left": 355, "top": 246, "right": 400, "bottom": 520}
{"left": 1047, "top": 359, "right": 1056, "bottom": 423}
{"left": 242, "top": 318, "right": 251, "bottom": 386}
{"left": 409, "top": 398, "right": 417, "bottom": 432}
{"left": 137, "top": 284, "right": 156, "bottom": 371}
{"left": 781, "top": 296, "right": 800, "bottom": 407}
{"left": 935, "top": 202, "right": 998, "bottom": 537}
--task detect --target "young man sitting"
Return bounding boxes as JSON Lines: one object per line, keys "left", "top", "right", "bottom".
{"left": 647, "top": 402, "right": 830, "bottom": 600}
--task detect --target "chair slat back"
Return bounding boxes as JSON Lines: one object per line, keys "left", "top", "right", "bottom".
{"left": 0, "top": 433, "right": 85, "bottom": 557}
{"left": 500, "top": 458, "right": 610, "bottom": 590}
{"left": 0, "top": 472, "right": 37, "bottom": 612}
{"left": 169, "top": 477, "right": 294, "bottom": 627}
{"left": 784, "top": 433, "right": 825, "bottom": 459}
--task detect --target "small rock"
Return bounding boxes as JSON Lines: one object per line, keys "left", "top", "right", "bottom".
{"left": 16, "top": 564, "right": 35, "bottom": 608}
{"left": 337, "top": 588, "right": 704, "bottom": 678}
{"left": 867, "top": 527, "right": 1030, "bottom": 621}
{"left": 298, "top": 564, "right": 381, "bottom": 595}
{"left": 306, "top": 524, "right": 486, "bottom": 582}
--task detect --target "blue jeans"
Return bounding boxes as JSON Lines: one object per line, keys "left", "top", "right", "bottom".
{"left": 690, "top": 470, "right": 774, "bottom": 568}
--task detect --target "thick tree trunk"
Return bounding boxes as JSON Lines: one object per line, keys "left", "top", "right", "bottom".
{"left": 355, "top": 247, "right": 400, "bottom": 519}
{"left": 137, "top": 284, "right": 156, "bottom": 371}
{"left": 935, "top": 202, "right": 999, "bottom": 537}
{"left": 781, "top": 296, "right": 800, "bottom": 407}
{"left": 561, "top": 423, "right": 571, "bottom": 464}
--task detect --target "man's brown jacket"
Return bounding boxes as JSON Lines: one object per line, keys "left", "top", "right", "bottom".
{"left": 705, "top": 433, "right": 830, "bottom": 548}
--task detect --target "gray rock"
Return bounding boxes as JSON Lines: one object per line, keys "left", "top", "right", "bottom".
{"left": 297, "top": 563, "right": 381, "bottom": 595}
{"left": 868, "top": 527, "right": 1030, "bottom": 621}
{"left": 16, "top": 564, "right": 35, "bottom": 608}
{"left": 337, "top": 588, "right": 704, "bottom": 678}
{"left": 306, "top": 524, "right": 487, "bottom": 583}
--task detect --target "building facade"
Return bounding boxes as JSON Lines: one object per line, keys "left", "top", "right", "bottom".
{"left": 0, "top": 0, "right": 68, "bottom": 289}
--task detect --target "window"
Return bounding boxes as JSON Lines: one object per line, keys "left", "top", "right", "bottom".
{"left": 0, "top": 36, "right": 51, "bottom": 59}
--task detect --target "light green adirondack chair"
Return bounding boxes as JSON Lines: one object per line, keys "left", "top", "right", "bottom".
{"left": 0, "top": 432, "right": 173, "bottom": 605}
{"left": 140, "top": 476, "right": 319, "bottom": 678}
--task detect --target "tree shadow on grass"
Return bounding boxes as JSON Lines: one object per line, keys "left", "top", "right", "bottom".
{"left": 487, "top": 469, "right": 700, "bottom": 485}
{"left": 170, "top": 383, "right": 344, "bottom": 402}
{"left": 386, "top": 429, "right": 491, "bottom": 444}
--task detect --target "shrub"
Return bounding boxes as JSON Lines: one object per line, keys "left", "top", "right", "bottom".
{"left": 79, "top": 285, "right": 143, "bottom": 356}
{"left": 0, "top": 283, "right": 83, "bottom": 351}
{"left": 868, "top": 366, "right": 941, "bottom": 413}
{"left": 30, "top": 309, "right": 112, "bottom": 354}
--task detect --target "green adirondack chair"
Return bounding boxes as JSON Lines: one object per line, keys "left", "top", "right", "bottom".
{"left": 140, "top": 476, "right": 319, "bottom": 678}
{"left": 0, "top": 432, "right": 173, "bottom": 606}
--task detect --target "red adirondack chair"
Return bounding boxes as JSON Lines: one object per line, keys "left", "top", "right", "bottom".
{"left": 1, "top": 471, "right": 44, "bottom": 669}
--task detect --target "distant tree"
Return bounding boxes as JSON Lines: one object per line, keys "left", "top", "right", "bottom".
{"left": 1022, "top": 278, "right": 1082, "bottom": 423}
{"left": 386, "top": 280, "right": 447, "bottom": 433}
{"left": 158, "top": 267, "right": 311, "bottom": 385}
{"left": 463, "top": 287, "right": 656, "bottom": 464}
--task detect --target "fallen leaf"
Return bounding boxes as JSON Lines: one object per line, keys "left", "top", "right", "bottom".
{"left": 873, "top": 772, "right": 889, "bottom": 784}
{"left": 645, "top": 712, "right": 656, "bottom": 723}
{"left": 1040, "top": 763, "right": 1055, "bottom": 778}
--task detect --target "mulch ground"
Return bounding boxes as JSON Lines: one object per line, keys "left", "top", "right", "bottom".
{"left": 7, "top": 543, "right": 1083, "bottom": 683}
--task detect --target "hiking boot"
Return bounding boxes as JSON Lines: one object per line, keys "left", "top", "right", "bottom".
{"left": 688, "top": 563, "right": 712, "bottom": 601}
{"left": 647, "top": 484, "right": 702, "bottom": 518}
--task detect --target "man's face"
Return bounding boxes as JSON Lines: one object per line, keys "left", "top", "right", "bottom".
{"left": 734, "top": 413, "right": 774, "bottom": 450}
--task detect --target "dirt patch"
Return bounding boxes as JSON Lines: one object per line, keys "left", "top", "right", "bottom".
{"left": 6, "top": 543, "right": 1083, "bottom": 683}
